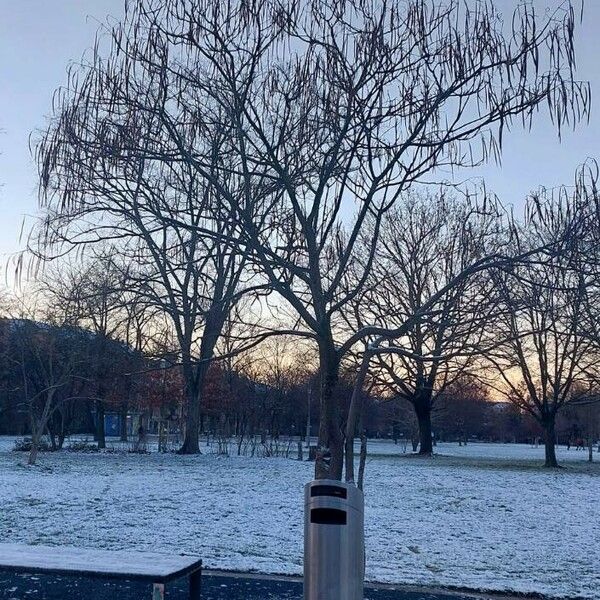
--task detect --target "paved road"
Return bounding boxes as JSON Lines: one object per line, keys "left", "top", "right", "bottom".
{"left": 0, "top": 571, "right": 517, "bottom": 600}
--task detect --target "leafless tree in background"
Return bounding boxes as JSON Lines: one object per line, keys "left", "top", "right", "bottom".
{"left": 354, "top": 192, "right": 503, "bottom": 455}
{"left": 342, "top": 163, "right": 600, "bottom": 480}
{"left": 36, "top": 256, "right": 127, "bottom": 448}
{"left": 484, "top": 180, "right": 600, "bottom": 468}
{"left": 3, "top": 300, "right": 87, "bottom": 465}
{"left": 34, "top": 76, "right": 258, "bottom": 453}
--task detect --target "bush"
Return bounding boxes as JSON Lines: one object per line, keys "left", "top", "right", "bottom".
{"left": 127, "top": 446, "right": 150, "bottom": 455}
{"left": 66, "top": 441, "right": 99, "bottom": 453}
{"left": 12, "top": 438, "right": 52, "bottom": 453}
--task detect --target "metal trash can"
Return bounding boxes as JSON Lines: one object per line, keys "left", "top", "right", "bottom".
{"left": 304, "top": 479, "right": 365, "bottom": 600}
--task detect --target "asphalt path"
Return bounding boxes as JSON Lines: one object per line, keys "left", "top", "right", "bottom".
{"left": 0, "top": 571, "right": 536, "bottom": 600}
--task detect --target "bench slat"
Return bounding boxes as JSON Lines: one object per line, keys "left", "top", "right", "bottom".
{"left": 0, "top": 544, "right": 202, "bottom": 583}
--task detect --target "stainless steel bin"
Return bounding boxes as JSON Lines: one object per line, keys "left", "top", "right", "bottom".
{"left": 303, "top": 479, "right": 365, "bottom": 600}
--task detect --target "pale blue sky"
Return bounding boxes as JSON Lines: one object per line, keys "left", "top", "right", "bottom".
{"left": 0, "top": 1, "right": 598, "bottom": 283}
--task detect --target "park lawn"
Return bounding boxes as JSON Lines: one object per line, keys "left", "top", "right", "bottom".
{"left": 0, "top": 439, "right": 598, "bottom": 599}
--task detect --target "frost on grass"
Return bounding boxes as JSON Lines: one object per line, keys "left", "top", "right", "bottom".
{"left": 0, "top": 439, "right": 598, "bottom": 599}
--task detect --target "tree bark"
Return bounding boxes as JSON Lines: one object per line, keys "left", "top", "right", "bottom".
{"left": 28, "top": 436, "right": 39, "bottom": 466}
{"left": 179, "top": 314, "right": 224, "bottom": 455}
{"left": 178, "top": 361, "right": 210, "bottom": 455}
{"left": 542, "top": 417, "right": 559, "bottom": 468}
{"left": 57, "top": 409, "right": 66, "bottom": 449}
{"left": 315, "top": 339, "right": 343, "bottom": 480}
{"left": 179, "top": 382, "right": 202, "bottom": 454}
{"left": 49, "top": 429, "right": 57, "bottom": 451}
{"left": 28, "top": 414, "right": 41, "bottom": 465}
{"left": 357, "top": 431, "right": 367, "bottom": 490}
{"left": 344, "top": 348, "right": 370, "bottom": 483}
{"left": 414, "top": 397, "right": 433, "bottom": 456}
{"left": 120, "top": 403, "right": 128, "bottom": 442}
{"left": 95, "top": 400, "right": 106, "bottom": 449}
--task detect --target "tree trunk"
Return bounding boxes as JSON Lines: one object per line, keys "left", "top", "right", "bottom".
{"left": 542, "top": 417, "right": 559, "bottom": 468}
{"left": 414, "top": 398, "right": 433, "bottom": 456}
{"left": 49, "top": 429, "right": 57, "bottom": 451}
{"left": 344, "top": 348, "right": 370, "bottom": 483}
{"left": 357, "top": 431, "right": 367, "bottom": 490}
{"left": 305, "top": 387, "right": 312, "bottom": 448}
{"left": 28, "top": 426, "right": 40, "bottom": 466}
{"left": 315, "top": 339, "right": 343, "bottom": 480}
{"left": 178, "top": 313, "right": 224, "bottom": 455}
{"left": 57, "top": 409, "right": 66, "bottom": 449}
{"left": 95, "top": 400, "right": 106, "bottom": 449}
{"left": 120, "top": 403, "right": 128, "bottom": 442}
{"left": 28, "top": 441, "right": 38, "bottom": 466}
{"left": 178, "top": 363, "right": 209, "bottom": 455}
{"left": 179, "top": 386, "right": 201, "bottom": 454}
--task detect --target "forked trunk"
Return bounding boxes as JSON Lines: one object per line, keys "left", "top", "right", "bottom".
{"left": 179, "top": 316, "right": 223, "bottom": 455}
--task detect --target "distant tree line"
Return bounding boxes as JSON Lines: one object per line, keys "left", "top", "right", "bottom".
{"left": 2, "top": 303, "right": 598, "bottom": 466}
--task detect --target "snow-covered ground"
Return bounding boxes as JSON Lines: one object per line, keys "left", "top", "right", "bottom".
{"left": 366, "top": 438, "right": 597, "bottom": 462}
{"left": 0, "top": 438, "right": 598, "bottom": 599}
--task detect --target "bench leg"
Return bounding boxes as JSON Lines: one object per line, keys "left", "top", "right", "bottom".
{"left": 189, "top": 568, "right": 202, "bottom": 599}
{"left": 152, "top": 583, "right": 165, "bottom": 600}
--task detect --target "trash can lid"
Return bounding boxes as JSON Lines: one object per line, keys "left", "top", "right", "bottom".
{"left": 304, "top": 479, "right": 364, "bottom": 509}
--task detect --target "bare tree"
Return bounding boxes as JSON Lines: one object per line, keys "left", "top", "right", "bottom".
{"left": 4, "top": 302, "right": 87, "bottom": 465}
{"left": 34, "top": 79, "right": 257, "bottom": 454}
{"left": 354, "top": 192, "right": 502, "bottom": 455}
{"left": 342, "top": 163, "right": 600, "bottom": 481}
{"left": 483, "top": 188, "right": 599, "bottom": 467}
{"left": 170, "top": 0, "right": 587, "bottom": 479}
{"left": 485, "top": 272, "right": 596, "bottom": 467}
{"left": 563, "top": 394, "right": 600, "bottom": 462}
{"left": 35, "top": 0, "right": 588, "bottom": 479}
{"left": 37, "top": 256, "right": 127, "bottom": 448}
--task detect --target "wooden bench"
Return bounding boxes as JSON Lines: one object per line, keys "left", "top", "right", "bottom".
{"left": 0, "top": 544, "right": 202, "bottom": 599}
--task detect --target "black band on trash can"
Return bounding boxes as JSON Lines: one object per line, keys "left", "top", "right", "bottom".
{"left": 310, "top": 485, "right": 347, "bottom": 499}
{"left": 310, "top": 508, "right": 347, "bottom": 525}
